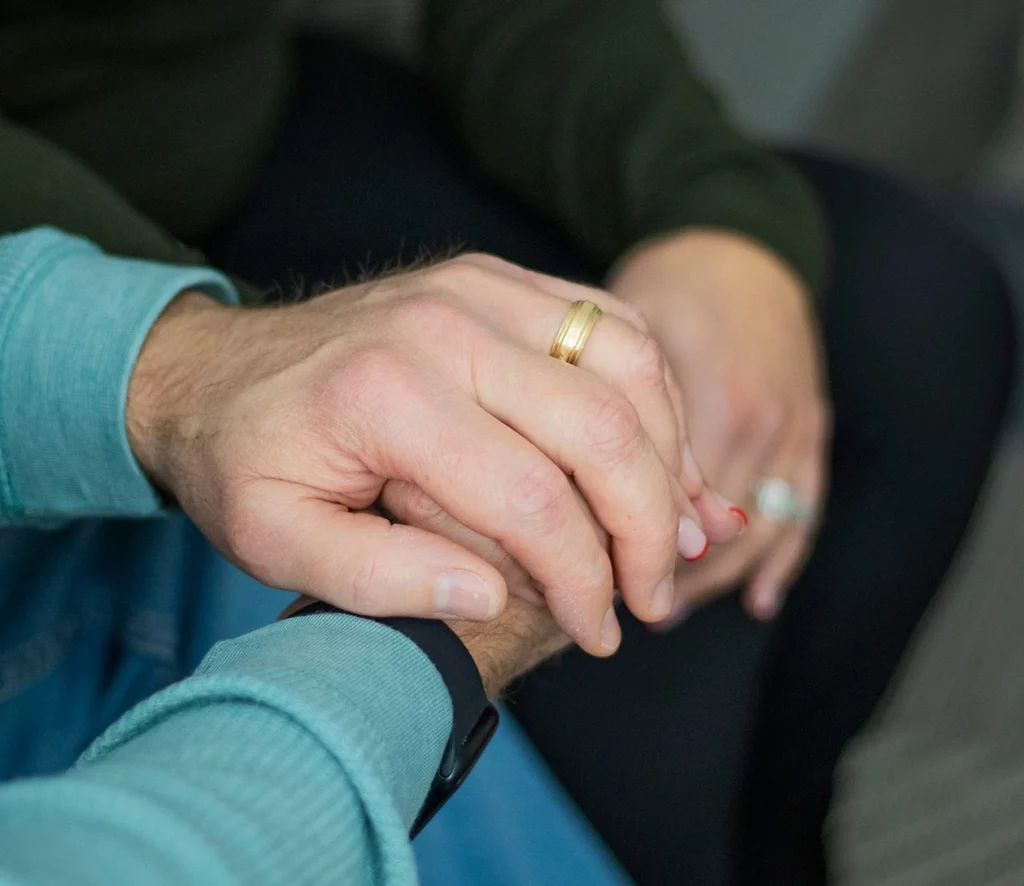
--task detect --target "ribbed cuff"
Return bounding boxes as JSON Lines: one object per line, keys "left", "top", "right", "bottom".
{"left": 0, "top": 227, "right": 238, "bottom": 521}
{"left": 78, "top": 614, "right": 452, "bottom": 879}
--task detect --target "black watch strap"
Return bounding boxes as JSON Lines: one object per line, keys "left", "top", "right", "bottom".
{"left": 287, "top": 601, "right": 500, "bottom": 837}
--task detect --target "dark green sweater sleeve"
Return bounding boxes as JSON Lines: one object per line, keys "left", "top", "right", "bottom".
{"left": 0, "top": 117, "right": 199, "bottom": 266}
{"left": 0, "top": 116, "right": 263, "bottom": 302}
{"left": 425, "top": 0, "right": 828, "bottom": 293}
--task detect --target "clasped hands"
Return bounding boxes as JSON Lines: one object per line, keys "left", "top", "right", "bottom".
{"left": 128, "top": 234, "right": 828, "bottom": 691}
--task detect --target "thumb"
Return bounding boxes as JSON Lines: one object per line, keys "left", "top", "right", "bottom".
{"left": 243, "top": 486, "right": 508, "bottom": 621}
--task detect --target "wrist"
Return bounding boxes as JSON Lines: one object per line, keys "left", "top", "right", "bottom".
{"left": 286, "top": 595, "right": 566, "bottom": 698}
{"left": 126, "top": 290, "right": 236, "bottom": 492}
{"left": 610, "top": 228, "right": 808, "bottom": 298}
{"left": 608, "top": 228, "right": 811, "bottom": 331}
{"left": 447, "top": 598, "right": 567, "bottom": 698}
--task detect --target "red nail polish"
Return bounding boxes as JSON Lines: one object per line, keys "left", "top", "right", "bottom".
{"left": 728, "top": 507, "right": 749, "bottom": 527}
{"left": 682, "top": 538, "right": 709, "bottom": 563}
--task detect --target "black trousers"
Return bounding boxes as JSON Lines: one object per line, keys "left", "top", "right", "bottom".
{"left": 205, "top": 40, "right": 1017, "bottom": 886}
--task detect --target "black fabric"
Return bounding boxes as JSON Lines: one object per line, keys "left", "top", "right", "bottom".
{"left": 513, "top": 155, "right": 1017, "bottom": 886}
{"left": 287, "top": 600, "right": 499, "bottom": 838}
{"left": 204, "top": 40, "right": 1017, "bottom": 886}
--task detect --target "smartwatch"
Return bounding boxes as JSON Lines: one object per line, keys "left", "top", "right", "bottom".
{"left": 287, "top": 601, "right": 500, "bottom": 837}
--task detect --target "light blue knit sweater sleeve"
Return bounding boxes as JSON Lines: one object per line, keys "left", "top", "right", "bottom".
{"left": 0, "top": 226, "right": 239, "bottom": 522}
{"left": 0, "top": 613, "right": 453, "bottom": 885}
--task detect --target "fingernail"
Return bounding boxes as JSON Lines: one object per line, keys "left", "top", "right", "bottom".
{"left": 711, "top": 492, "right": 746, "bottom": 523}
{"left": 651, "top": 573, "right": 675, "bottom": 620}
{"left": 729, "top": 507, "right": 749, "bottom": 527}
{"left": 601, "top": 606, "right": 622, "bottom": 653}
{"left": 678, "top": 517, "right": 709, "bottom": 561}
{"left": 682, "top": 444, "right": 704, "bottom": 487}
{"left": 435, "top": 571, "right": 499, "bottom": 620}
{"left": 649, "top": 600, "right": 688, "bottom": 633}
{"left": 752, "top": 585, "right": 781, "bottom": 621}
{"left": 718, "top": 493, "right": 750, "bottom": 531}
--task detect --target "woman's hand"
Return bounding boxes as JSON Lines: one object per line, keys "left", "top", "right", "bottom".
{"left": 127, "top": 254, "right": 741, "bottom": 656}
{"left": 609, "top": 230, "right": 832, "bottom": 622}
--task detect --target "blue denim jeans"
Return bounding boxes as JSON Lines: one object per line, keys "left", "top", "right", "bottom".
{"left": 0, "top": 515, "right": 628, "bottom": 884}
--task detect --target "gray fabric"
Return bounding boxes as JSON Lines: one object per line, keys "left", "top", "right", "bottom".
{"left": 807, "top": 0, "right": 1021, "bottom": 190}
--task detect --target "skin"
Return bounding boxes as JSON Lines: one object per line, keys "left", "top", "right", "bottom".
{"left": 126, "top": 253, "right": 743, "bottom": 658}
{"left": 446, "top": 595, "right": 570, "bottom": 699}
{"left": 383, "top": 472, "right": 605, "bottom": 696}
{"left": 380, "top": 229, "right": 827, "bottom": 636}
{"left": 608, "top": 229, "right": 832, "bottom": 623}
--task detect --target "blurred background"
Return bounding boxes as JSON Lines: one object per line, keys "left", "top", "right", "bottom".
{"left": 294, "top": 2, "right": 1024, "bottom": 882}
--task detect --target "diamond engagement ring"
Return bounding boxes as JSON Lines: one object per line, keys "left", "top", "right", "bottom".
{"left": 753, "top": 478, "right": 817, "bottom": 526}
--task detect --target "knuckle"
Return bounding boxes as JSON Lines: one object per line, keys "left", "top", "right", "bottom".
{"left": 507, "top": 462, "right": 571, "bottom": 526}
{"left": 628, "top": 333, "right": 668, "bottom": 388}
{"left": 551, "top": 556, "right": 613, "bottom": 625}
{"left": 392, "top": 289, "right": 484, "bottom": 353}
{"left": 336, "top": 346, "right": 413, "bottom": 414}
{"left": 619, "top": 301, "right": 651, "bottom": 334}
{"left": 650, "top": 515, "right": 680, "bottom": 553}
{"left": 430, "top": 255, "right": 494, "bottom": 292}
{"left": 393, "top": 289, "right": 466, "bottom": 332}
{"left": 578, "top": 559, "right": 615, "bottom": 605}
{"left": 458, "top": 252, "right": 516, "bottom": 275}
{"left": 343, "top": 346, "right": 397, "bottom": 388}
{"left": 345, "top": 552, "right": 384, "bottom": 615}
{"left": 624, "top": 529, "right": 679, "bottom": 582}
{"left": 585, "top": 392, "right": 645, "bottom": 464}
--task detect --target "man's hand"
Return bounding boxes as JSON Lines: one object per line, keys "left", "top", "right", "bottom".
{"left": 127, "top": 254, "right": 740, "bottom": 656}
{"left": 380, "top": 475, "right": 589, "bottom": 695}
{"left": 609, "top": 230, "right": 831, "bottom": 621}
{"left": 282, "top": 489, "right": 576, "bottom": 696}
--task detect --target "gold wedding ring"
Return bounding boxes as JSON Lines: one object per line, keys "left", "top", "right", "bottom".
{"left": 549, "top": 300, "right": 603, "bottom": 366}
